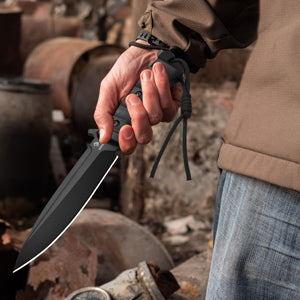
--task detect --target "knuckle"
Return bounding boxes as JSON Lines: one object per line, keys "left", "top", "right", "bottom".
{"left": 122, "top": 145, "right": 135, "bottom": 155}
{"left": 172, "top": 86, "right": 183, "bottom": 100}
{"left": 124, "top": 149, "right": 134, "bottom": 155}
{"left": 149, "top": 112, "right": 163, "bottom": 125}
{"left": 94, "top": 112, "right": 101, "bottom": 123}
{"left": 156, "top": 78, "right": 169, "bottom": 90}
{"left": 131, "top": 109, "right": 147, "bottom": 122}
{"left": 161, "top": 102, "right": 172, "bottom": 112}
{"left": 162, "top": 108, "right": 176, "bottom": 122}
{"left": 162, "top": 115, "right": 174, "bottom": 122}
{"left": 137, "top": 133, "right": 152, "bottom": 145}
{"left": 99, "top": 78, "right": 107, "bottom": 90}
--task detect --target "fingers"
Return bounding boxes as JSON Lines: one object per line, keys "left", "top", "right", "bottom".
{"left": 140, "top": 70, "right": 163, "bottom": 125}
{"left": 94, "top": 76, "right": 119, "bottom": 144}
{"left": 141, "top": 62, "right": 181, "bottom": 125}
{"left": 170, "top": 82, "right": 183, "bottom": 109}
{"left": 95, "top": 58, "right": 181, "bottom": 155}
{"left": 126, "top": 94, "right": 153, "bottom": 144}
{"left": 119, "top": 63, "right": 181, "bottom": 154}
{"left": 118, "top": 94, "right": 153, "bottom": 154}
{"left": 94, "top": 46, "right": 158, "bottom": 144}
{"left": 152, "top": 62, "right": 181, "bottom": 122}
{"left": 119, "top": 125, "right": 137, "bottom": 154}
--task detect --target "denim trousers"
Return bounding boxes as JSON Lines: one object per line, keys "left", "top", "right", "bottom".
{"left": 205, "top": 171, "right": 300, "bottom": 299}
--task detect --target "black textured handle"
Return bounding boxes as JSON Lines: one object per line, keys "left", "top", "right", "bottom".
{"left": 110, "top": 50, "right": 184, "bottom": 146}
{"left": 110, "top": 86, "right": 142, "bottom": 145}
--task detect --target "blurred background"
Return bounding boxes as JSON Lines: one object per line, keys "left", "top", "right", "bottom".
{"left": 0, "top": 0, "right": 252, "bottom": 299}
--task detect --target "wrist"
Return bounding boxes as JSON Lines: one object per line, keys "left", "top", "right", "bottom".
{"left": 127, "top": 41, "right": 158, "bottom": 70}
{"left": 136, "top": 39, "right": 150, "bottom": 46}
{"left": 136, "top": 29, "right": 169, "bottom": 48}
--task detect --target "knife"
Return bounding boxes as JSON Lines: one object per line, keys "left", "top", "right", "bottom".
{"left": 13, "top": 50, "right": 189, "bottom": 273}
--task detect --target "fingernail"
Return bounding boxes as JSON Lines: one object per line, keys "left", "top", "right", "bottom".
{"left": 99, "top": 128, "right": 105, "bottom": 140}
{"left": 123, "top": 128, "right": 134, "bottom": 140}
{"left": 127, "top": 95, "right": 140, "bottom": 106}
{"left": 142, "top": 70, "right": 152, "bottom": 81}
{"left": 154, "top": 63, "right": 164, "bottom": 73}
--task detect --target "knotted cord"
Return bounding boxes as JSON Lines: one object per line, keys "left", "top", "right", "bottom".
{"left": 150, "top": 58, "right": 192, "bottom": 180}
{"left": 129, "top": 42, "right": 192, "bottom": 180}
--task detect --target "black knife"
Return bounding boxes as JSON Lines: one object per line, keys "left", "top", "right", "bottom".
{"left": 13, "top": 50, "right": 189, "bottom": 273}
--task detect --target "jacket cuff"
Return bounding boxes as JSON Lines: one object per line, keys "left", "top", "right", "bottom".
{"left": 138, "top": 10, "right": 209, "bottom": 73}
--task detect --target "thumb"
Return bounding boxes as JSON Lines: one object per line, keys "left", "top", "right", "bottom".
{"left": 94, "top": 78, "right": 119, "bottom": 144}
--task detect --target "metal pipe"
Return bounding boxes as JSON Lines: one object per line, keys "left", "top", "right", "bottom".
{"left": 65, "top": 262, "right": 166, "bottom": 300}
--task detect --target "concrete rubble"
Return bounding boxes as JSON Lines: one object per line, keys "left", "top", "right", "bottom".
{"left": 164, "top": 215, "right": 208, "bottom": 235}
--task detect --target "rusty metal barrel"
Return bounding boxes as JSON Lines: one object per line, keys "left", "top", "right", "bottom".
{"left": 0, "top": 4, "right": 22, "bottom": 76}
{"left": 18, "top": 1, "right": 83, "bottom": 64}
{"left": 70, "top": 51, "right": 121, "bottom": 135}
{"left": 24, "top": 38, "right": 124, "bottom": 135}
{"left": 18, "top": 208, "right": 174, "bottom": 299}
{"left": 0, "top": 78, "right": 51, "bottom": 216}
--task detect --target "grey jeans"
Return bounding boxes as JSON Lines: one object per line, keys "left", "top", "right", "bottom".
{"left": 206, "top": 171, "right": 300, "bottom": 299}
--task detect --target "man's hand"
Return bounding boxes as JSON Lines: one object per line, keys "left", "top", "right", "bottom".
{"left": 94, "top": 44, "right": 182, "bottom": 154}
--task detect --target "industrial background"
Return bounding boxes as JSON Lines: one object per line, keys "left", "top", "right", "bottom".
{"left": 0, "top": 0, "right": 252, "bottom": 299}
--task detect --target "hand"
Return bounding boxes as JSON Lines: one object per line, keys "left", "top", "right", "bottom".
{"left": 94, "top": 43, "right": 182, "bottom": 154}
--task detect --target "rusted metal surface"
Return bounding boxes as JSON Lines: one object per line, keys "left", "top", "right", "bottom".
{"left": 49, "top": 135, "right": 67, "bottom": 186}
{"left": 18, "top": 1, "right": 82, "bottom": 63}
{"left": 14, "top": 209, "right": 174, "bottom": 299}
{"left": 71, "top": 209, "right": 174, "bottom": 273}
{"left": 24, "top": 38, "right": 100, "bottom": 116}
{"left": 21, "top": 16, "right": 82, "bottom": 63}
{"left": 71, "top": 51, "right": 122, "bottom": 136}
{"left": 24, "top": 38, "right": 123, "bottom": 117}
{"left": 67, "top": 262, "right": 166, "bottom": 300}
{"left": 17, "top": 0, "right": 52, "bottom": 15}
{"left": 0, "top": 78, "right": 51, "bottom": 216}
{"left": 170, "top": 254, "right": 211, "bottom": 300}
{"left": 0, "top": 4, "right": 22, "bottom": 76}
{"left": 101, "top": 261, "right": 179, "bottom": 300}
{"left": 0, "top": 219, "right": 29, "bottom": 299}
{"left": 18, "top": 1, "right": 52, "bottom": 15}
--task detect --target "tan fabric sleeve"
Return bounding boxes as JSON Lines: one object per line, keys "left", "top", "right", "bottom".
{"left": 139, "top": 0, "right": 259, "bottom": 70}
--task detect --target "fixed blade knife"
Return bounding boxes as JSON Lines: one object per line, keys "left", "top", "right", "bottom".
{"left": 13, "top": 50, "right": 186, "bottom": 273}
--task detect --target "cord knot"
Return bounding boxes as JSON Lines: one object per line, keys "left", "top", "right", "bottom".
{"left": 181, "top": 95, "right": 192, "bottom": 119}
{"left": 127, "top": 45, "right": 192, "bottom": 181}
{"left": 150, "top": 58, "right": 192, "bottom": 181}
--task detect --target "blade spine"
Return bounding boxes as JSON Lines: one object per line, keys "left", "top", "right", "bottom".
{"left": 13, "top": 154, "right": 119, "bottom": 273}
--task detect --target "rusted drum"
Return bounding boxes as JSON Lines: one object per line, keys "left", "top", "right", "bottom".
{"left": 71, "top": 50, "right": 122, "bottom": 136}
{"left": 0, "top": 4, "right": 22, "bottom": 76}
{"left": 18, "top": 209, "right": 174, "bottom": 299}
{"left": 18, "top": 1, "right": 82, "bottom": 63}
{"left": 68, "top": 209, "right": 174, "bottom": 282}
{"left": 0, "top": 78, "right": 51, "bottom": 216}
{"left": 24, "top": 38, "right": 123, "bottom": 118}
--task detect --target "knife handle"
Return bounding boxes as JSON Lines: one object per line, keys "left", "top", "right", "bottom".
{"left": 109, "top": 86, "right": 141, "bottom": 146}
{"left": 110, "top": 50, "right": 184, "bottom": 147}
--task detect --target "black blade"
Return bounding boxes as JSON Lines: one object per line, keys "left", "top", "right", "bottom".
{"left": 13, "top": 142, "right": 118, "bottom": 273}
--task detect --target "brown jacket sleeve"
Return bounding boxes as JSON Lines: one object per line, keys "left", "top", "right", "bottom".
{"left": 139, "top": 0, "right": 259, "bottom": 71}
